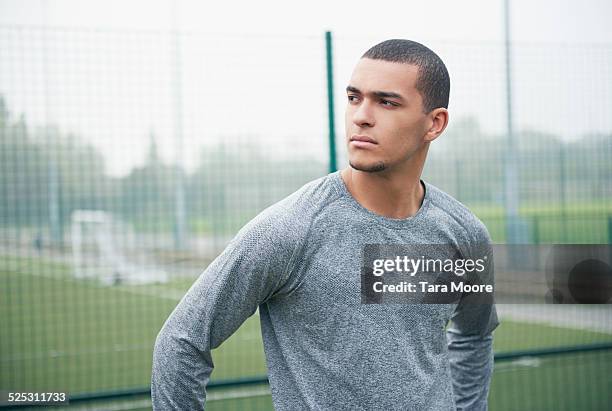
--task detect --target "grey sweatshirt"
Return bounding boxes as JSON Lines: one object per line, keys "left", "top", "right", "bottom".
{"left": 151, "top": 171, "right": 499, "bottom": 410}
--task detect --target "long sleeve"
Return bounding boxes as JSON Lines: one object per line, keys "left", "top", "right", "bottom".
{"left": 446, "top": 328, "right": 495, "bottom": 410}
{"left": 151, "top": 206, "right": 303, "bottom": 410}
{"left": 446, "top": 235, "right": 499, "bottom": 410}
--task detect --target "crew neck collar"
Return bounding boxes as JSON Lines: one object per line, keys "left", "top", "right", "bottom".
{"left": 330, "top": 170, "right": 431, "bottom": 230}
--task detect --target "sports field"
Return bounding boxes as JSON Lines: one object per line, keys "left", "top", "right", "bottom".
{"left": 1, "top": 253, "right": 612, "bottom": 410}
{"left": 471, "top": 203, "right": 612, "bottom": 244}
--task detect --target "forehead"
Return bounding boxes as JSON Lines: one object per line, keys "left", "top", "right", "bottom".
{"left": 349, "top": 58, "right": 419, "bottom": 96}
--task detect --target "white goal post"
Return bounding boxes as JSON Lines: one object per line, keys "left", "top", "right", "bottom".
{"left": 71, "top": 210, "right": 168, "bottom": 286}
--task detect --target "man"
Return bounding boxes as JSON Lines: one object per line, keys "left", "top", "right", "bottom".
{"left": 152, "top": 39, "right": 498, "bottom": 410}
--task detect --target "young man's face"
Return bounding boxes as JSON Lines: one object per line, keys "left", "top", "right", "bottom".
{"left": 345, "top": 58, "right": 431, "bottom": 173}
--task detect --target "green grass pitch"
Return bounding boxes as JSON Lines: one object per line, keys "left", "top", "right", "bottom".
{"left": 1, "top": 254, "right": 611, "bottom": 410}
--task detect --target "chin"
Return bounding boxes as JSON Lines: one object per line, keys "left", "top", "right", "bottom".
{"left": 349, "top": 160, "right": 387, "bottom": 173}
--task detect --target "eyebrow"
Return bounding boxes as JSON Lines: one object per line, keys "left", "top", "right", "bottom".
{"left": 346, "top": 85, "right": 405, "bottom": 101}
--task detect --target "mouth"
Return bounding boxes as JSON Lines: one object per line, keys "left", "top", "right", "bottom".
{"left": 350, "top": 135, "right": 378, "bottom": 149}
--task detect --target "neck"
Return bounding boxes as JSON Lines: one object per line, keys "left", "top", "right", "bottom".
{"left": 340, "top": 154, "right": 426, "bottom": 219}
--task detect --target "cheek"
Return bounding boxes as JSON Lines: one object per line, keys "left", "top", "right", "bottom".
{"left": 344, "top": 108, "right": 353, "bottom": 131}
{"left": 392, "top": 123, "right": 424, "bottom": 151}
{"left": 398, "top": 117, "right": 426, "bottom": 139}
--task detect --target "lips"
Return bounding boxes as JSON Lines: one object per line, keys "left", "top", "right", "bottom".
{"left": 350, "top": 135, "right": 377, "bottom": 144}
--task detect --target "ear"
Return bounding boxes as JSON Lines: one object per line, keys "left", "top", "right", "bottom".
{"left": 424, "top": 108, "right": 449, "bottom": 142}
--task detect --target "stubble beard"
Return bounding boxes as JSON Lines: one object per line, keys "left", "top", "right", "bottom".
{"left": 349, "top": 160, "right": 387, "bottom": 173}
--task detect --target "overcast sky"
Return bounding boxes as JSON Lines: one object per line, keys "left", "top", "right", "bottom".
{"left": 1, "top": 0, "right": 611, "bottom": 176}
{"left": 2, "top": 0, "right": 612, "bottom": 43}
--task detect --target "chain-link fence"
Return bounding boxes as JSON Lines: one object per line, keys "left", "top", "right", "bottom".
{"left": 1, "top": 26, "right": 611, "bottom": 410}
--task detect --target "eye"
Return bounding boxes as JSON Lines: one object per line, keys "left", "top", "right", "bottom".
{"left": 347, "top": 95, "right": 359, "bottom": 103}
{"left": 380, "top": 99, "right": 397, "bottom": 107}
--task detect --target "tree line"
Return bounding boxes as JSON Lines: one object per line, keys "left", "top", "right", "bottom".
{"left": 1, "top": 96, "right": 610, "bottom": 240}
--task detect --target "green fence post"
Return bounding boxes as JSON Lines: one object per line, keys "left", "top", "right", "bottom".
{"left": 325, "top": 30, "right": 337, "bottom": 173}
{"left": 560, "top": 144, "right": 568, "bottom": 243}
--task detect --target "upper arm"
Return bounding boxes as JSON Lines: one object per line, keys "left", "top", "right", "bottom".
{"left": 163, "top": 203, "right": 305, "bottom": 350}
{"left": 151, "top": 203, "right": 306, "bottom": 410}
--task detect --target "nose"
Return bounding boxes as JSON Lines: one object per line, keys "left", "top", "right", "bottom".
{"left": 352, "top": 100, "right": 375, "bottom": 128}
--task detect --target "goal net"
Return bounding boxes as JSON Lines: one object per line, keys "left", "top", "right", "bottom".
{"left": 71, "top": 210, "right": 168, "bottom": 286}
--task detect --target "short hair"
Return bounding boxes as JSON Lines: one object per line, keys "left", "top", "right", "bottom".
{"left": 362, "top": 39, "right": 450, "bottom": 113}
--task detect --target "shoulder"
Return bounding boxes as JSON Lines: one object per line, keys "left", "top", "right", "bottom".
{"left": 424, "top": 181, "right": 491, "bottom": 245}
